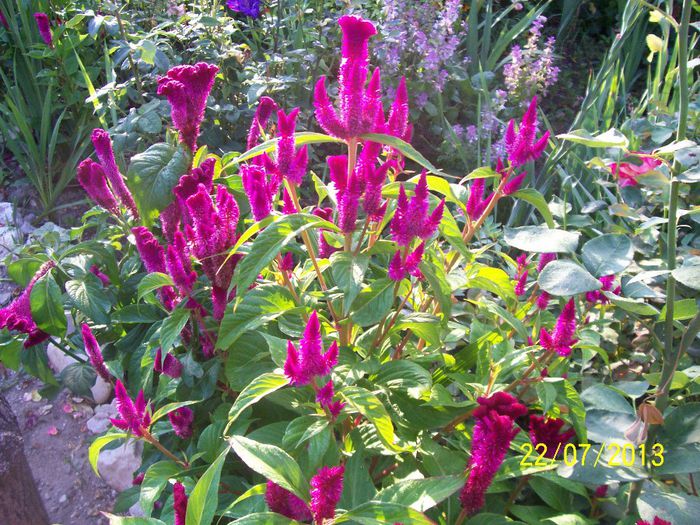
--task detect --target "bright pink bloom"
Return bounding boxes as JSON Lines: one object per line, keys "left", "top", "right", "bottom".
{"left": 157, "top": 63, "right": 219, "bottom": 152}
{"left": 173, "top": 482, "right": 188, "bottom": 525}
{"left": 91, "top": 129, "right": 139, "bottom": 218}
{"left": 109, "top": 379, "right": 151, "bottom": 436}
{"left": 539, "top": 299, "right": 578, "bottom": 357}
{"left": 388, "top": 242, "right": 425, "bottom": 281}
{"left": 460, "top": 392, "right": 527, "bottom": 515}
{"left": 391, "top": 172, "right": 444, "bottom": 247}
{"left": 316, "top": 380, "right": 345, "bottom": 419}
{"left": 281, "top": 187, "right": 298, "bottom": 215}
{"left": 166, "top": 231, "right": 196, "bottom": 295}
{"left": 515, "top": 270, "right": 528, "bottom": 296}
{"left": 516, "top": 253, "right": 528, "bottom": 273}
{"left": 81, "top": 324, "right": 111, "bottom": 382}
{"left": 89, "top": 265, "right": 111, "bottom": 286}
{"left": 386, "top": 77, "right": 409, "bottom": 140}
{"left": 77, "top": 159, "right": 120, "bottom": 214}
{"left": 279, "top": 253, "right": 295, "bottom": 273}
{"left": 265, "top": 481, "right": 312, "bottom": 521}
{"left": 609, "top": 155, "right": 662, "bottom": 187}
{"left": 363, "top": 161, "right": 392, "bottom": 220}
{"left": 636, "top": 518, "right": 671, "bottom": 525}
{"left": 172, "top": 158, "right": 216, "bottom": 227}
{"left": 34, "top": 13, "right": 52, "bottom": 46}
{"left": 504, "top": 96, "right": 549, "bottom": 167}
{"left": 466, "top": 177, "right": 488, "bottom": 220}
{"left": 310, "top": 465, "right": 345, "bottom": 522}
{"left": 536, "top": 291, "right": 550, "bottom": 310}
{"left": 586, "top": 274, "right": 619, "bottom": 304}
{"left": 284, "top": 311, "right": 338, "bottom": 386}
{"left": 537, "top": 253, "right": 557, "bottom": 272}
{"left": 169, "top": 406, "right": 194, "bottom": 439}
{"left": 132, "top": 473, "right": 145, "bottom": 485}
{"left": 0, "top": 261, "right": 55, "bottom": 348}
{"left": 247, "top": 96, "right": 278, "bottom": 150}
{"left": 593, "top": 485, "right": 608, "bottom": 498}
{"left": 132, "top": 226, "right": 166, "bottom": 273}
{"left": 0, "top": 10, "right": 8, "bottom": 29}
{"left": 529, "top": 415, "right": 575, "bottom": 458}
{"left": 313, "top": 207, "right": 337, "bottom": 258}
{"left": 502, "top": 172, "right": 526, "bottom": 195}
{"left": 274, "top": 108, "right": 308, "bottom": 185}
{"left": 154, "top": 347, "right": 183, "bottom": 378}
{"left": 241, "top": 164, "right": 279, "bottom": 221}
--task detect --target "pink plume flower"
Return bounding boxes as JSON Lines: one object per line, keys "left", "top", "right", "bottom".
{"left": 515, "top": 270, "right": 528, "bottom": 296}
{"left": 539, "top": 298, "right": 577, "bottom": 357}
{"left": 284, "top": 311, "right": 338, "bottom": 386}
{"left": 154, "top": 348, "right": 183, "bottom": 378}
{"left": 502, "top": 171, "right": 526, "bottom": 195}
{"left": 363, "top": 161, "right": 391, "bottom": 220}
{"left": 386, "top": 77, "right": 409, "bottom": 140}
{"left": 391, "top": 171, "right": 444, "bottom": 247}
{"left": 34, "top": 13, "right": 52, "bottom": 46}
{"left": 310, "top": 465, "right": 345, "bottom": 522}
{"left": 279, "top": 253, "right": 295, "bottom": 273}
{"left": 109, "top": 379, "right": 151, "bottom": 436}
{"left": 536, "top": 291, "right": 550, "bottom": 310}
{"left": 274, "top": 108, "right": 307, "bottom": 185}
{"left": 265, "top": 481, "right": 312, "bottom": 521}
{"left": 281, "top": 187, "right": 298, "bottom": 215}
{"left": 460, "top": 392, "right": 527, "bottom": 515}
{"left": 81, "top": 324, "right": 111, "bottom": 382}
{"left": 89, "top": 265, "right": 111, "bottom": 286}
{"left": 466, "top": 177, "right": 487, "bottom": 221}
{"left": 0, "top": 10, "right": 8, "bottom": 29}
{"left": 77, "top": 159, "right": 120, "bottom": 214}
{"left": 537, "top": 253, "right": 557, "bottom": 272}
{"left": 241, "top": 164, "right": 279, "bottom": 222}
{"left": 247, "top": 96, "right": 278, "bottom": 150}
{"left": 172, "top": 158, "right": 216, "bottom": 226}
{"left": 636, "top": 518, "right": 671, "bottom": 525}
{"left": 169, "top": 406, "right": 194, "bottom": 439}
{"left": 504, "top": 96, "right": 549, "bottom": 167}
{"left": 529, "top": 415, "right": 575, "bottom": 458}
{"left": 157, "top": 63, "right": 219, "bottom": 152}
{"left": 166, "top": 231, "right": 196, "bottom": 295}
{"left": 91, "top": 129, "right": 139, "bottom": 218}
{"left": 313, "top": 207, "right": 338, "bottom": 258}
{"left": 173, "top": 481, "right": 188, "bottom": 525}
{"left": 0, "top": 261, "right": 55, "bottom": 348}
{"left": 316, "top": 380, "right": 345, "bottom": 419}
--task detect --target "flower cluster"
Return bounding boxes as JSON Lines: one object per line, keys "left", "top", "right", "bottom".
{"left": 504, "top": 97, "right": 549, "bottom": 168}
{"left": 110, "top": 379, "right": 151, "bottom": 436}
{"left": 154, "top": 347, "right": 183, "bottom": 378}
{"left": 173, "top": 482, "right": 188, "bottom": 525}
{"left": 609, "top": 154, "right": 662, "bottom": 187}
{"left": 460, "top": 392, "right": 527, "bottom": 515}
{"left": 284, "top": 311, "right": 338, "bottom": 387}
{"left": 169, "top": 406, "right": 194, "bottom": 439}
{"left": 81, "top": 324, "right": 111, "bottom": 382}
{"left": 34, "top": 12, "right": 53, "bottom": 47}
{"left": 264, "top": 482, "right": 312, "bottom": 521}
{"left": 529, "top": 415, "right": 575, "bottom": 458}
{"left": 539, "top": 299, "right": 578, "bottom": 357}
{"left": 585, "top": 274, "right": 621, "bottom": 305}
{"left": 637, "top": 518, "right": 671, "bottom": 525}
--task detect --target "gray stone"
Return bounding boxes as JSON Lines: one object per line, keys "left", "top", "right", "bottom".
{"left": 97, "top": 439, "right": 143, "bottom": 492}
{"left": 87, "top": 400, "right": 119, "bottom": 434}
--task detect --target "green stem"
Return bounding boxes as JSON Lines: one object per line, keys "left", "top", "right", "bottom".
{"left": 49, "top": 336, "right": 87, "bottom": 364}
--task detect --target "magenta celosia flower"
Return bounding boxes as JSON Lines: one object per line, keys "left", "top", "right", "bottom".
{"left": 466, "top": 177, "right": 490, "bottom": 221}
{"left": 585, "top": 275, "right": 620, "bottom": 305}
{"left": 0, "top": 10, "right": 9, "bottom": 29}
{"left": 273, "top": 108, "right": 308, "bottom": 185}
{"left": 132, "top": 226, "right": 177, "bottom": 310}
{"left": 247, "top": 96, "right": 278, "bottom": 150}
{"left": 459, "top": 392, "right": 527, "bottom": 515}
{"left": 265, "top": 481, "right": 312, "bottom": 521}
{"left": 169, "top": 406, "right": 194, "bottom": 439}
{"left": 154, "top": 347, "right": 183, "bottom": 378}
{"left": 327, "top": 154, "right": 361, "bottom": 233}
{"left": 89, "top": 265, "right": 111, "bottom": 286}
{"left": 593, "top": 485, "right": 608, "bottom": 498}
{"left": 539, "top": 299, "right": 578, "bottom": 357}
{"left": 0, "top": 261, "right": 55, "bottom": 348}
{"left": 157, "top": 63, "right": 219, "bottom": 152}
{"left": 110, "top": 379, "right": 151, "bottom": 436}
{"left": 386, "top": 77, "right": 410, "bottom": 140}
{"left": 81, "top": 324, "right": 111, "bottom": 382}
{"left": 391, "top": 171, "right": 444, "bottom": 247}
{"left": 363, "top": 161, "right": 392, "bottom": 220}
{"left": 636, "top": 518, "right": 671, "bottom": 525}
{"left": 313, "top": 207, "right": 337, "bottom": 258}
{"left": 502, "top": 171, "right": 526, "bottom": 195}
{"left": 91, "top": 129, "right": 140, "bottom": 218}
{"left": 388, "top": 242, "right": 425, "bottom": 282}
{"left": 173, "top": 481, "right": 188, "bottom": 525}
{"left": 34, "top": 13, "right": 52, "bottom": 46}
{"left": 166, "top": 231, "right": 196, "bottom": 295}
{"left": 310, "top": 465, "right": 345, "bottom": 522}
{"left": 537, "top": 253, "right": 557, "bottom": 272}
{"left": 172, "top": 158, "right": 216, "bottom": 222}
{"left": 609, "top": 155, "right": 662, "bottom": 187}
{"left": 316, "top": 380, "right": 345, "bottom": 419}
{"left": 529, "top": 415, "right": 575, "bottom": 458}
{"left": 515, "top": 270, "right": 528, "bottom": 297}
{"left": 241, "top": 164, "right": 279, "bottom": 221}
{"left": 77, "top": 159, "right": 120, "bottom": 215}
{"left": 284, "top": 311, "right": 338, "bottom": 386}
{"left": 504, "top": 96, "right": 549, "bottom": 168}
{"left": 132, "top": 472, "right": 145, "bottom": 486}
{"left": 536, "top": 291, "right": 550, "bottom": 310}
{"left": 279, "top": 253, "right": 295, "bottom": 273}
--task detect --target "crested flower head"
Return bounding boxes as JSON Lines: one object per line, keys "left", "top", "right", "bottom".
{"left": 169, "top": 406, "right": 194, "bottom": 439}
{"left": 166, "top": 231, "right": 196, "bottom": 295}
{"left": 504, "top": 96, "right": 549, "bottom": 167}
{"left": 284, "top": 311, "right": 338, "bottom": 386}
{"left": 265, "top": 481, "right": 312, "bottom": 521}
{"left": 529, "top": 415, "right": 575, "bottom": 458}
{"left": 132, "top": 226, "right": 178, "bottom": 311}
{"left": 241, "top": 163, "right": 279, "bottom": 221}
{"left": 0, "top": 261, "right": 55, "bottom": 348}
{"left": 34, "top": 13, "right": 52, "bottom": 46}
{"left": 109, "top": 379, "right": 151, "bottom": 436}
{"left": 539, "top": 298, "right": 577, "bottom": 356}
{"left": 173, "top": 481, "right": 188, "bottom": 525}
{"left": 460, "top": 392, "right": 527, "bottom": 515}
{"left": 77, "top": 159, "right": 120, "bottom": 214}
{"left": 157, "top": 62, "right": 219, "bottom": 152}
{"left": 247, "top": 96, "right": 278, "bottom": 150}
{"left": 310, "top": 465, "right": 345, "bottom": 522}
{"left": 81, "top": 324, "right": 111, "bottom": 382}
{"left": 154, "top": 348, "right": 183, "bottom": 378}
{"left": 391, "top": 171, "right": 444, "bottom": 247}
{"left": 90, "top": 129, "right": 139, "bottom": 218}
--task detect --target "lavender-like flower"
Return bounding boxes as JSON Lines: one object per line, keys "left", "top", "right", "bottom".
{"left": 110, "top": 379, "right": 151, "bottom": 436}
{"left": 310, "top": 465, "right": 345, "bottom": 522}
{"left": 0, "top": 261, "right": 55, "bottom": 348}
{"left": 391, "top": 171, "right": 444, "bottom": 247}
{"left": 227, "top": 0, "right": 260, "bottom": 18}
{"left": 539, "top": 299, "right": 578, "bottom": 357}
{"left": 34, "top": 13, "right": 52, "bottom": 46}
{"left": 90, "top": 129, "right": 140, "bottom": 218}
{"left": 173, "top": 481, "right": 188, "bottom": 525}
{"left": 247, "top": 96, "right": 278, "bottom": 150}
{"left": 81, "top": 324, "right": 111, "bottom": 382}
{"left": 284, "top": 311, "right": 338, "bottom": 386}
{"left": 265, "top": 481, "right": 312, "bottom": 521}
{"left": 529, "top": 415, "right": 575, "bottom": 458}
{"left": 154, "top": 347, "right": 183, "bottom": 378}
{"left": 76, "top": 159, "right": 120, "bottom": 215}
{"left": 504, "top": 97, "right": 549, "bottom": 168}
{"left": 157, "top": 63, "right": 219, "bottom": 152}
{"left": 169, "top": 406, "right": 194, "bottom": 439}
{"left": 460, "top": 392, "right": 527, "bottom": 515}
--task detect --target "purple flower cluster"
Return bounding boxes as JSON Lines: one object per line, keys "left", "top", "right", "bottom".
{"left": 110, "top": 379, "right": 151, "bottom": 436}
{"left": 154, "top": 347, "right": 183, "bottom": 378}
{"left": 81, "top": 324, "right": 111, "bottom": 382}
{"left": 504, "top": 97, "right": 549, "bottom": 168}
{"left": 227, "top": 0, "right": 260, "bottom": 18}
{"left": 284, "top": 311, "right": 338, "bottom": 386}
{"left": 173, "top": 482, "right": 188, "bottom": 525}
{"left": 529, "top": 415, "right": 575, "bottom": 458}
{"left": 264, "top": 482, "right": 312, "bottom": 521}
{"left": 169, "top": 406, "right": 194, "bottom": 438}
{"left": 34, "top": 13, "right": 52, "bottom": 47}
{"left": 585, "top": 275, "right": 621, "bottom": 305}
{"left": 539, "top": 299, "right": 578, "bottom": 357}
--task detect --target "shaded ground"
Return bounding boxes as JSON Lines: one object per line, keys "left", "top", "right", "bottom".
{"left": 1, "top": 372, "right": 115, "bottom": 525}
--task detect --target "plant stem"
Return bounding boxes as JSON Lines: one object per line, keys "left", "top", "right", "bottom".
{"left": 143, "top": 431, "right": 188, "bottom": 468}
{"left": 49, "top": 336, "right": 87, "bottom": 364}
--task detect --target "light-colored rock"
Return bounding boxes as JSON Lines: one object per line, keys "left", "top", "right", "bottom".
{"left": 97, "top": 439, "right": 143, "bottom": 492}
{"left": 0, "top": 202, "right": 14, "bottom": 226}
{"left": 91, "top": 376, "right": 112, "bottom": 404}
{"left": 87, "top": 399, "right": 119, "bottom": 434}
{"left": 47, "top": 341, "right": 112, "bottom": 403}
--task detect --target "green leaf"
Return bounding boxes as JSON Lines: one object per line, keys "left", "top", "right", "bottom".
{"left": 234, "top": 213, "right": 337, "bottom": 293}
{"left": 227, "top": 373, "right": 288, "bottom": 429}
{"left": 334, "top": 502, "right": 435, "bottom": 525}
{"left": 372, "top": 360, "right": 433, "bottom": 399}
{"left": 538, "top": 261, "right": 601, "bottom": 296}
{"left": 127, "top": 142, "right": 191, "bottom": 224}
{"left": 217, "top": 285, "right": 296, "bottom": 350}
{"left": 65, "top": 276, "right": 111, "bottom": 324}
{"left": 392, "top": 313, "right": 442, "bottom": 347}
{"left": 229, "top": 435, "right": 309, "bottom": 500}
{"left": 465, "top": 265, "right": 516, "bottom": 301}
{"left": 638, "top": 484, "right": 700, "bottom": 525}
{"left": 140, "top": 461, "right": 181, "bottom": 516}
{"left": 103, "top": 515, "right": 166, "bottom": 525}
{"left": 340, "top": 386, "right": 406, "bottom": 452}
{"left": 581, "top": 234, "right": 634, "bottom": 277}
{"left": 230, "top": 514, "right": 302, "bottom": 524}
{"left": 112, "top": 304, "right": 164, "bottom": 323}
{"left": 503, "top": 226, "right": 580, "bottom": 253}
{"left": 151, "top": 400, "right": 201, "bottom": 424}
{"left": 186, "top": 449, "right": 228, "bottom": 525}
{"left": 603, "top": 292, "right": 659, "bottom": 316}
{"left": 89, "top": 433, "right": 127, "bottom": 475}
{"left": 160, "top": 308, "right": 190, "bottom": 352}
{"left": 374, "top": 475, "right": 464, "bottom": 511}
{"left": 512, "top": 189, "right": 555, "bottom": 228}
{"left": 29, "top": 273, "right": 67, "bottom": 337}
{"left": 60, "top": 362, "right": 97, "bottom": 397}
{"left": 350, "top": 278, "right": 395, "bottom": 327}
{"left": 558, "top": 380, "right": 587, "bottom": 442}
{"left": 659, "top": 299, "right": 698, "bottom": 321}
{"left": 420, "top": 255, "right": 453, "bottom": 320}
{"left": 361, "top": 133, "right": 448, "bottom": 177}
{"left": 138, "top": 272, "right": 174, "bottom": 300}
{"left": 556, "top": 128, "right": 629, "bottom": 149}
{"left": 331, "top": 252, "right": 370, "bottom": 315}
{"left": 673, "top": 265, "right": 700, "bottom": 291}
